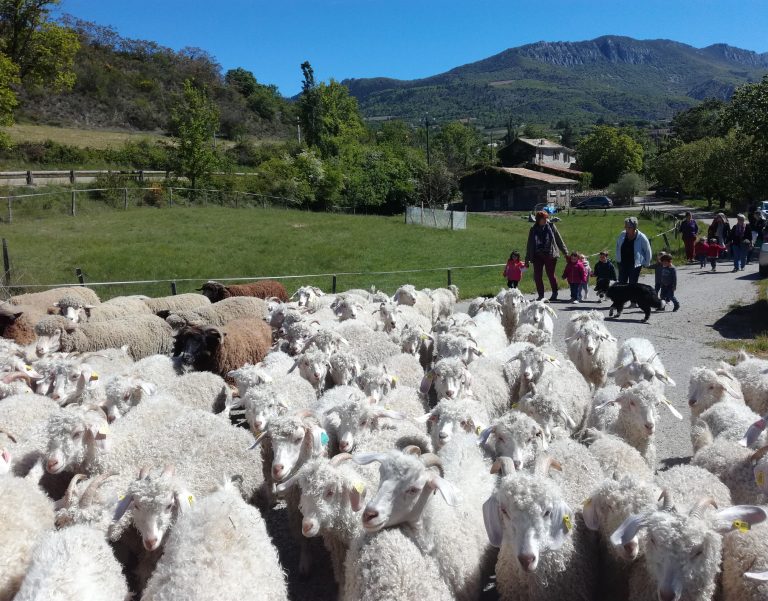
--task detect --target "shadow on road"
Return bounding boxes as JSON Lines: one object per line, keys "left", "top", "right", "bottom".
{"left": 710, "top": 294, "right": 768, "bottom": 340}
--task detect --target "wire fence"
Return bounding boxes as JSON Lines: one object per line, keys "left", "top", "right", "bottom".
{"left": 0, "top": 223, "right": 680, "bottom": 300}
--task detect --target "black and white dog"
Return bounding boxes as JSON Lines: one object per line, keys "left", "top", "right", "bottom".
{"left": 604, "top": 283, "right": 662, "bottom": 322}
{"left": 594, "top": 278, "right": 613, "bottom": 301}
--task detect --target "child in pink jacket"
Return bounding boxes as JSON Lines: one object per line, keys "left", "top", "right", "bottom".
{"left": 503, "top": 251, "right": 525, "bottom": 288}
{"left": 562, "top": 251, "right": 587, "bottom": 303}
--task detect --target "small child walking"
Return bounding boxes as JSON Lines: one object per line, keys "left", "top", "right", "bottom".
{"left": 503, "top": 251, "right": 525, "bottom": 288}
{"left": 562, "top": 251, "right": 587, "bottom": 303}
{"left": 652, "top": 251, "right": 666, "bottom": 297}
{"left": 694, "top": 237, "right": 709, "bottom": 269}
{"left": 658, "top": 253, "right": 680, "bottom": 311}
{"left": 579, "top": 254, "right": 591, "bottom": 301}
{"left": 592, "top": 250, "right": 617, "bottom": 300}
{"left": 707, "top": 238, "right": 726, "bottom": 271}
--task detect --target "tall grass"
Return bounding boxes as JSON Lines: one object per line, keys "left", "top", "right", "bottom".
{"left": 0, "top": 206, "right": 681, "bottom": 300}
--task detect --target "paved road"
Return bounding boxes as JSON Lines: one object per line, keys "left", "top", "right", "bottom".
{"left": 508, "top": 258, "right": 760, "bottom": 467}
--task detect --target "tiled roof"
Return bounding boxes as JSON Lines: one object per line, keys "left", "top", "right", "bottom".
{"left": 497, "top": 167, "right": 577, "bottom": 184}
{"left": 518, "top": 137, "right": 575, "bottom": 153}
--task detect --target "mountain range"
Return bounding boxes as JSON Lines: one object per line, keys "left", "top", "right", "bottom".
{"left": 341, "top": 36, "right": 768, "bottom": 127}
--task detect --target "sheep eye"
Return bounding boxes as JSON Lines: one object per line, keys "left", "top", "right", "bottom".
{"left": 166, "top": 502, "right": 174, "bottom": 510}
{"left": 691, "top": 547, "right": 703, "bottom": 558}
{"left": 460, "top": 420, "right": 467, "bottom": 428}
{"left": 72, "top": 431, "right": 83, "bottom": 439}
{"left": 500, "top": 507, "right": 510, "bottom": 518}
{"left": 543, "top": 509, "right": 551, "bottom": 518}
{"left": 629, "top": 401, "right": 636, "bottom": 407}
{"left": 406, "top": 486, "right": 420, "bottom": 495}
{"left": 708, "top": 385, "right": 714, "bottom": 390}
{"left": 497, "top": 436, "right": 505, "bottom": 444}
{"left": 325, "top": 489, "right": 334, "bottom": 499}
{"left": 649, "top": 536, "right": 656, "bottom": 546}
{"left": 360, "top": 420, "right": 367, "bottom": 427}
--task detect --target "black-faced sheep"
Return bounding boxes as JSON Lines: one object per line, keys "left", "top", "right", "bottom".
{"left": 199, "top": 279, "right": 288, "bottom": 302}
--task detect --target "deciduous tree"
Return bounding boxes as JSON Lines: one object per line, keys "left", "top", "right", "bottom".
{"left": 576, "top": 126, "right": 644, "bottom": 188}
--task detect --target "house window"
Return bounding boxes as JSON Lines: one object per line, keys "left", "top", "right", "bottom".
{"left": 553, "top": 151, "right": 560, "bottom": 161}
{"left": 537, "top": 150, "right": 544, "bottom": 162}
{"left": 564, "top": 153, "right": 570, "bottom": 163}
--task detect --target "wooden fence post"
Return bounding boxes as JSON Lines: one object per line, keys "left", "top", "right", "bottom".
{"left": 70, "top": 191, "right": 76, "bottom": 217}
{"left": 447, "top": 269, "right": 452, "bottom": 287}
{"left": 2, "top": 238, "right": 10, "bottom": 287}
{"left": 123, "top": 188, "right": 128, "bottom": 210}
{"left": 332, "top": 275, "right": 337, "bottom": 294}
{"left": 168, "top": 188, "right": 173, "bottom": 208}
{"left": 75, "top": 268, "right": 85, "bottom": 286}
{"left": 7, "top": 196, "right": 11, "bottom": 224}
{"left": 170, "top": 281, "right": 177, "bottom": 295}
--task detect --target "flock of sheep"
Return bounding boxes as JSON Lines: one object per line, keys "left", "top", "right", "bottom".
{"left": 1, "top": 279, "right": 768, "bottom": 601}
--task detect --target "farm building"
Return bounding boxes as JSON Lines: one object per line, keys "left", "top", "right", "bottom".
{"left": 459, "top": 166, "right": 577, "bottom": 212}
{"left": 497, "top": 137, "right": 576, "bottom": 169}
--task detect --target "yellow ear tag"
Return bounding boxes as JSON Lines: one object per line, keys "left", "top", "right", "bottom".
{"left": 476, "top": 426, "right": 482, "bottom": 435}
{"left": 90, "top": 372, "right": 99, "bottom": 381}
{"left": 392, "top": 376, "right": 399, "bottom": 383}
{"left": 24, "top": 365, "right": 32, "bottom": 371}
{"left": 547, "top": 356, "right": 557, "bottom": 363}
{"left": 511, "top": 403, "right": 518, "bottom": 409}
{"left": 756, "top": 471, "right": 765, "bottom": 487}
{"left": 118, "top": 495, "right": 125, "bottom": 501}
{"left": 420, "top": 334, "right": 428, "bottom": 340}
{"left": 187, "top": 494, "right": 195, "bottom": 506}
{"left": 479, "top": 347, "right": 485, "bottom": 354}
{"left": 733, "top": 519, "right": 750, "bottom": 532}
{"left": 98, "top": 424, "right": 110, "bottom": 436}
{"left": 353, "top": 482, "right": 365, "bottom": 494}
{"left": 563, "top": 515, "right": 573, "bottom": 532}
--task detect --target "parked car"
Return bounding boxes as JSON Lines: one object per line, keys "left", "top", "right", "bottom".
{"left": 760, "top": 241, "right": 768, "bottom": 277}
{"left": 758, "top": 200, "right": 768, "bottom": 221}
{"left": 654, "top": 188, "right": 682, "bottom": 199}
{"left": 574, "top": 196, "right": 613, "bottom": 209}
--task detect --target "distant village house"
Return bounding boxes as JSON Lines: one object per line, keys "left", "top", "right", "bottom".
{"left": 459, "top": 137, "right": 581, "bottom": 211}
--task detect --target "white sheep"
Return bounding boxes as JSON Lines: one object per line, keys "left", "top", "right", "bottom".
{"left": 588, "top": 381, "right": 682, "bottom": 468}
{"left": 334, "top": 320, "right": 401, "bottom": 367}
{"left": 354, "top": 436, "right": 494, "bottom": 601}
{"left": 428, "top": 285, "right": 459, "bottom": 323}
{"left": 610, "top": 337, "right": 675, "bottom": 391}
{"left": 691, "top": 398, "right": 764, "bottom": 453}
{"left": 483, "top": 456, "right": 598, "bottom": 601}
{"left": 289, "top": 348, "right": 332, "bottom": 393}
{"left": 692, "top": 439, "right": 768, "bottom": 505}
{"left": 0, "top": 466, "right": 55, "bottom": 601}
{"left": 374, "top": 301, "right": 431, "bottom": 340}
{"left": 141, "top": 482, "right": 289, "bottom": 601}
{"left": 727, "top": 351, "right": 768, "bottom": 415}
{"left": 495, "top": 287, "right": 527, "bottom": 340}
{"left": 581, "top": 428, "right": 653, "bottom": 481}
{"left": 54, "top": 294, "right": 152, "bottom": 323}
{"left": 467, "top": 296, "right": 502, "bottom": 319}
{"left": 565, "top": 317, "right": 618, "bottom": 389}
{"left": 392, "top": 284, "right": 433, "bottom": 321}
{"left": 517, "top": 300, "right": 557, "bottom": 341}
{"left": 465, "top": 310, "right": 509, "bottom": 357}
{"left": 328, "top": 351, "right": 362, "bottom": 387}
{"left": 611, "top": 500, "right": 767, "bottom": 601}
{"left": 511, "top": 323, "right": 553, "bottom": 346}
{"left": 420, "top": 396, "right": 489, "bottom": 451}
{"left": 241, "top": 378, "right": 317, "bottom": 434}
{"left": 687, "top": 366, "right": 744, "bottom": 420}
{"left": 226, "top": 350, "right": 295, "bottom": 396}
{"left": 290, "top": 285, "right": 325, "bottom": 311}
{"left": 13, "top": 524, "right": 129, "bottom": 601}
{"left": 142, "top": 292, "right": 210, "bottom": 316}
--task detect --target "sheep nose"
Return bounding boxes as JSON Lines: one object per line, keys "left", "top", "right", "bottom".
{"left": 688, "top": 398, "right": 697, "bottom": 407}
{"left": 339, "top": 440, "right": 350, "bottom": 451}
{"left": 363, "top": 508, "right": 379, "bottom": 523}
{"left": 438, "top": 432, "right": 449, "bottom": 440}
{"left": 645, "top": 423, "right": 655, "bottom": 433}
{"left": 517, "top": 554, "right": 536, "bottom": 571}
{"left": 144, "top": 537, "right": 158, "bottom": 551}
{"left": 658, "top": 589, "right": 677, "bottom": 601}
{"left": 272, "top": 464, "right": 284, "bottom": 479}
{"left": 252, "top": 421, "right": 264, "bottom": 431}
{"left": 513, "top": 460, "right": 522, "bottom": 470}
{"left": 623, "top": 541, "right": 638, "bottom": 558}
{"left": 445, "top": 390, "right": 454, "bottom": 398}
{"left": 313, "top": 372, "right": 320, "bottom": 379}
{"left": 51, "top": 392, "right": 60, "bottom": 400}
{"left": 46, "top": 458, "right": 59, "bottom": 472}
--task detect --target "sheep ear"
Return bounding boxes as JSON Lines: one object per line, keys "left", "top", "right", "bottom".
{"left": 287, "top": 358, "right": 300, "bottom": 374}
{"left": 558, "top": 407, "right": 577, "bottom": 430}
{"left": 658, "top": 397, "right": 683, "bottom": 420}
{"left": 427, "top": 474, "right": 458, "bottom": 506}
{"left": 347, "top": 481, "right": 367, "bottom": 512}
{"left": 610, "top": 513, "right": 649, "bottom": 547}
{"left": 712, "top": 505, "right": 767, "bottom": 533}
{"left": 655, "top": 371, "right": 676, "bottom": 386}
{"left": 583, "top": 496, "right": 600, "bottom": 530}
{"left": 137, "top": 381, "right": 157, "bottom": 396}
{"left": 550, "top": 500, "right": 573, "bottom": 549}
{"left": 415, "top": 412, "right": 435, "bottom": 424}
{"left": 478, "top": 425, "right": 495, "bottom": 446}
{"left": 741, "top": 416, "right": 768, "bottom": 447}
{"left": 746, "top": 571, "right": 768, "bottom": 581}
{"left": 534, "top": 427, "right": 549, "bottom": 450}
{"left": 372, "top": 408, "right": 405, "bottom": 421}
{"left": 112, "top": 493, "right": 134, "bottom": 522}
{"left": 483, "top": 496, "right": 504, "bottom": 547}
{"left": 275, "top": 472, "right": 299, "bottom": 495}
{"left": 419, "top": 370, "right": 434, "bottom": 395}
{"left": 174, "top": 489, "right": 195, "bottom": 514}
{"left": 307, "top": 425, "right": 329, "bottom": 455}
{"left": 352, "top": 452, "right": 388, "bottom": 466}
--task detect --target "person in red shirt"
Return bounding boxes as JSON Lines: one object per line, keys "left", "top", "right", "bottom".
{"left": 562, "top": 251, "right": 587, "bottom": 303}
{"left": 503, "top": 251, "right": 525, "bottom": 288}
{"left": 707, "top": 238, "right": 726, "bottom": 271}
{"left": 694, "top": 237, "right": 709, "bottom": 269}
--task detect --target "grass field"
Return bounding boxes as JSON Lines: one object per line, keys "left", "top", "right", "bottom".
{"left": 4, "top": 123, "right": 168, "bottom": 150}
{"left": 0, "top": 205, "right": 683, "bottom": 300}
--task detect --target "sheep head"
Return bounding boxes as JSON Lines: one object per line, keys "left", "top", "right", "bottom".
{"left": 324, "top": 396, "right": 404, "bottom": 453}
{"left": 419, "top": 397, "right": 487, "bottom": 450}
{"left": 479, "top": 411, "right": 547, "bottom": 470}
{"left": 45, "top": 405, "right": 110, "bottom": 474}
{"left": 687, "top": 367, "right": 743, "bottom": 418}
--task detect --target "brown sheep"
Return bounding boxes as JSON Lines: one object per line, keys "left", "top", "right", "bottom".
{"left": 172, "top": 317, "right": 272, "bottom": 378}
{"left": 0, "top": 303, "right": 41, "bottom": 345}
{"left": 199, "top": 280, "right": 288, "bottom": 303}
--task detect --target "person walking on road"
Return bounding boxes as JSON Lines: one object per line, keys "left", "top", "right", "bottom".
{"left": 727, "top": 213, "right": 752, "bottom": 272}
{"left": 707, "top": 213, "right": 730, "bottom": 257}
{"left": 678, "top": 211, "right": 699, "bottom": 263}
{"left": 525, "top": 210, "right": 568, "bottom": 301}
{"left": 615, "top": 216, "right": 652, "bottom": 284}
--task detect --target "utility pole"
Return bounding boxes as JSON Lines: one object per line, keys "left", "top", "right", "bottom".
{"left": 297, "top": 117, "right": 302, "bottom": 144}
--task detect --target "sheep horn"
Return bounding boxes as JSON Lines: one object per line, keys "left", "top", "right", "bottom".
{"left": 420, "top": 453, "right": 444, "bottom": 478}
{"left": 490, "top": 457, "right": 516, "bottom": 476}
{"left": 161, "top": 464, "right": 175, "bottom": 479}
{"left": 534, "top": 455, "right": 562, "bottom": 477}
{"left": 84, "top": 405, "right": 108, "bottom": 421}
{"left": 630, "top": 348, "right": 638, "bottom": 362}
{"left": 139, "top": 466, "right": 151, "bottom": 480}
{"left": 689, "top": 496, "right": 718, "bottom": 519}
{"left": 750, "top": 445, "right": 768, "bottom": 465}
{"left": 402, "top": 445, "right": 422, "bottom": 456}
{"left": 658, "top": 489, "right": 675, "bottom": 512}
{"left": 62, "top": 473, "right": 87, "bottom": 507}
{"left": 80, "top": 472, "right": 116, "bottom": 507}
{"left": 0, "top": 427, "right": 18, "bottom": 443}
{"left": 330, "top": 453, "right": 353, "bottom": 466}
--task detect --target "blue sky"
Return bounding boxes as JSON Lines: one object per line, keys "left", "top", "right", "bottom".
{"left": 58, "top": 0, "right": 768, "bottom": 96}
